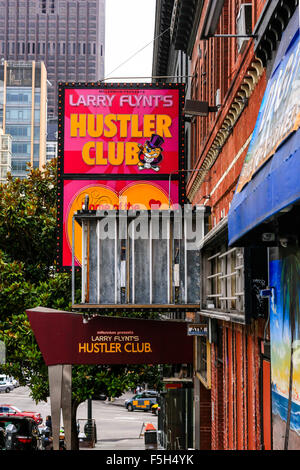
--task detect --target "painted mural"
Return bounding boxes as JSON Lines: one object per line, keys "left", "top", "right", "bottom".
{"left": 270, "top": 247, "right": 300, "bottom": 450}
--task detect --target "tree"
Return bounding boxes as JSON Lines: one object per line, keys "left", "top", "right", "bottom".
{"left": 0, "top": 161, "right": 162, "bottom": 450}
{"left": 0, "top": 161, "right": 57, "bottom": 283}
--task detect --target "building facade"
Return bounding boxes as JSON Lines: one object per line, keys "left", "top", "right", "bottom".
{"left": 0, "top": 60, "right": 47, "bottom": 178}
{"left": 152, "top": 0, "right": 299, "bottom": 451}
{"left": 0, "top": 0, "right": 105, "bottom": 118}
{"left": 0, "top": 127, "right": 12, "bottom": 183}
{"left": 228, "top": 2, "right": 300, "bottom": 451}
{"left": 46, "top": 117, "right": 58, "bottom": 162}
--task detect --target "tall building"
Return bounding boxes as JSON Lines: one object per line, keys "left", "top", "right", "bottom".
{"left": 0, "top": 127, "right": 12, "bottom": 183}
{"left": 0, "top": 60, "right": 47, "bottom": 178}
{"left": 0, "top": 0, "right": 105, "bottom": 118}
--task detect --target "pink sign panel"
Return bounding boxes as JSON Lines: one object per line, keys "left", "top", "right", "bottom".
{"left": 61, "top": 179, "right": 179, "bottom": 268}
{"left": 63, "top": 87, "right": 180, "bottom": 175}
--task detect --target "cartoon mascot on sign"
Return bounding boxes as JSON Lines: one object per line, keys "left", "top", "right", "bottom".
{"left": 137, "top": 134, "right": 164, "bottom": 172}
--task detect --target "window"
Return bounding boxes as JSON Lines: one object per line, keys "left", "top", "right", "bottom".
{"left": 0, "top": 407, "right": 10, "bottom": 413}
{"left": 6, "top": 91, "right": 31, "bottom": 103}
{"left": 11, "top": 160, "right": 28, "bottom": 172}
{"left": 204, "top": 246, "right": 245, "bottom": 313}
{"left": 34, "top": 127, "right": 40, "bottom": 139}
{"left": 6, "top": 109, "right": 31, "bottom": 121}
{"left": 2, "top": 138, "right": 9, "bottom": 151}
{"left": 6, "top": 126, "right": 30, "bottom": 137}
{"left": 1, "top": 153, "right": 8, "bottom": 164}
{"left": 41, "top": 0, "right": 46, "bottom": 14}
{"left": 33, "top": 143, "right": 40, "bottom": 156}
{"left": 12, "top": 142, "right": 30, "bottom": 155}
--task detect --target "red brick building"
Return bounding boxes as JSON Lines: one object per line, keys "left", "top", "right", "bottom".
{"left": 153, "top": 0, "right": 299, "bottom": 450}
{"left": 188, "top": 0, "right": 268, "bottom": 451}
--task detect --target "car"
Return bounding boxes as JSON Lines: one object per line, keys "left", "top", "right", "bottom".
{"left": 151, "top": 403, "right": 160, "bottom": 415}
{"left": 0, "top": 415, "right": 41, "bottom": 450}
{"left": 0, "top": 376, "right": 19, "bottom": 388}
{"left": 9, "top": 377, "right": 19, "bottom": 388}
{"left": 0, "top": 382, "right": 14, "bottom": 393}
{"left": 125, "top": 390, "right": 159, "bottom": 412}
{"left": 0, "top": 405, "right": 42, "bottom": 425}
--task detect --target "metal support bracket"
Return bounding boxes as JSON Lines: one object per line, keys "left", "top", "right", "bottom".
{"left": 48, "top": 364, "right": 72, "bottom": 450}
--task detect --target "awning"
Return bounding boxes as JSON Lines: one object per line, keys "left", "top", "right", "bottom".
{"left": 228, "top": 9, "right": 300, "bottom": 246}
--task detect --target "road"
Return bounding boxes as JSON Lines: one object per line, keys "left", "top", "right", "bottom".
{"left": 0, "top": 386, "right": 158, "bottom": 450}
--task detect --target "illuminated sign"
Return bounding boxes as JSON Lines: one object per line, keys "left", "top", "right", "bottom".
{"left": 62, "top": 87, "right": 181, "bottom": 175}
{"left": 57, "top": 83, "right": 185, "bottom": 270}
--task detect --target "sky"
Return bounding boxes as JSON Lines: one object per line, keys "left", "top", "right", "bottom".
{"left": 105, "top": 0, "right": 157, "bottom": 82}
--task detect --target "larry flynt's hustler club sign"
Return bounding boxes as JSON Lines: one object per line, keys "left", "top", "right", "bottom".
{"left": 57, "top": 84, "right": 185, "bottom": 269}
{"left": 26, "top": 307, "right": 193, "bottom": 365}
{"left": 63, "top": 88, "right": 180, "bottom": 175}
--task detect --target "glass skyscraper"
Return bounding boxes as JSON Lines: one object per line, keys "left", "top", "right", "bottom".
{"left": 0, "top": 60, "right": 47, "bottom": 178}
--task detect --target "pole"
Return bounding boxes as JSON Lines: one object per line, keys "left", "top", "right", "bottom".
{"left": 87, "top": 398, "right": 93, "bottom": 442}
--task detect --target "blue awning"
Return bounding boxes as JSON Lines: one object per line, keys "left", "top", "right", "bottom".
{"left": 228, "top": 11, "right": 300, "bottom": 246}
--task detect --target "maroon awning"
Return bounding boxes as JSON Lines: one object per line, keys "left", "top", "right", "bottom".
{"left": 26, "top": 307, "right": 193, "bottom": 366}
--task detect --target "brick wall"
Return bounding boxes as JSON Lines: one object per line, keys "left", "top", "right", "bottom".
{"left": 199, "top": 381, "right": 212, "bottom": 450}
{"left": 211, "top": 343, "right": 224, "bottom": 449}
{"left": 191, "top": 72, "right": 266, "bottom": 222}
{"left": 209, "top": 321, "right": 263, "bottom": 450}
{"left": 188, "top": 0, "right": 268, "bottom": 221}
{"left": 191, "top": 0, "right": 269, "bottom": 451}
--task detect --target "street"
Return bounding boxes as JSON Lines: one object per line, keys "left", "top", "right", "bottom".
{"left": 0, "top": 387, "right": 158, "bottom": 450}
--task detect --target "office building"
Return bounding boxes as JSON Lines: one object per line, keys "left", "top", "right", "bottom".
{"left": 0, "top": 60, "right": 47, "bottom": 178}
{"left": 46, "top": 117, "right": 58, "bottom": 162}
{"left": 0, "top": 0, "right": 105, "bottom": 118}
{"left": 0, "top": 127, "right": 12, "bottom": 183}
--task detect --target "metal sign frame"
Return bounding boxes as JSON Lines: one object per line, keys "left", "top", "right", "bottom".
{"left": 71, "top": 207, "right": 205, "bottom": 312}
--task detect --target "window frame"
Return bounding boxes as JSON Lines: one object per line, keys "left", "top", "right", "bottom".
{"left": 195, "top": 334, "right": 211, "bottom": 389}
{"left": 203, "top": 243, "right": 245, "bottom": 315}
